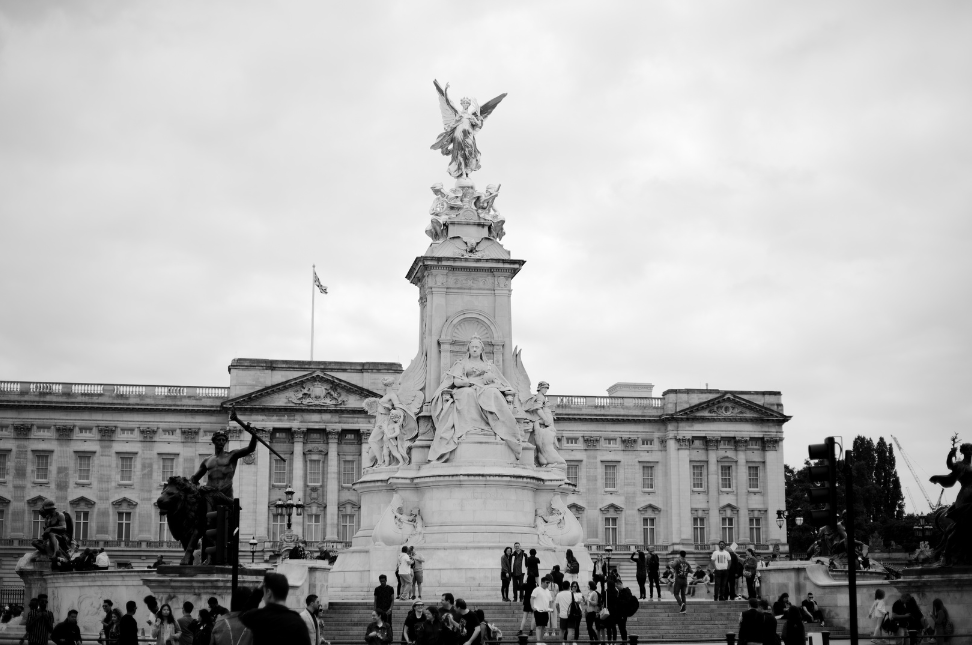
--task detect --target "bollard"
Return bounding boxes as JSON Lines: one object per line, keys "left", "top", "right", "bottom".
{"left": 821, "top": 631, "right": 830, "bottom": 645}
{"left": 808, "top": 635, "right": 813, "bottom": 645}
{"left": 726, "top": 632, "right": 736, "bottom": 645}
{"left": 518, "top": 634, "right": 529, "bottom": 645}
{"left": 909, "top": 630, "right": 918, "bottom": 645}
{"left": 629, "top": 636, "right": 639, "bottom": 645}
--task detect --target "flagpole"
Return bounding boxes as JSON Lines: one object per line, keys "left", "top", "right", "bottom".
{"left": 310, "top": 264, "right": 315, "bottom": 361}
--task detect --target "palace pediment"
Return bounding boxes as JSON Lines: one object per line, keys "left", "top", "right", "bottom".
{"left": 221, "top": 371, "right": 379, "bottom": 411}
{"left": 667, "top": 393, "right": 790, "bottom": 422}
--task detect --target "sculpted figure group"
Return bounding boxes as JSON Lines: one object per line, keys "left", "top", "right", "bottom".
{"left": 425, "top": 182, "right": 506, "bottom": 243}
{"left": 929, "top": 439, "right": 972, "bottom": 566}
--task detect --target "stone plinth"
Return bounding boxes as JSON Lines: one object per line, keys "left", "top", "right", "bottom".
{"left": 275, "top": 559, "right": 331, "bottom": 610}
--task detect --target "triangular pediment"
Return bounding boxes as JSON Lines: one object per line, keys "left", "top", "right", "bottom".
{"left": 26, "top": 495, "right": 48, "bottom": 506}
{"left": 567, "top": 503, "right": 586, "bottom": 514}
{"left": 667, "top": 393, "right": 790, "bottom": 422}
{"left": 221, "top": 371, "right": 380, "bottom": 411}
{"left": 69, "top": 496, "right": 96, "bottom": 508}
{"left": 0, "top": 496, "right": 10, "bottom": 505}
{"left": 600, "top": 503, "right": 624, "bottom": 514}
{"left": 638, "top": 504, "right": 662, "bottom": 514}
{"left": 111, "top": 497, "right": 138, "bottom": 509}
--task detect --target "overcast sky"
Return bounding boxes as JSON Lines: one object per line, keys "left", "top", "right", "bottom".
{"left": 1, "top": 1, "right": 969, "bottom": 513}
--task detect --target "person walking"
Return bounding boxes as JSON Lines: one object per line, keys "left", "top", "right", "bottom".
{"left": 211, "top": 586, "right": 258, "bottom": 645}
{"left": 672, "top": 550, "right": 691, "bottom": 613}
{"left": 530, "top": 577, "right": 553, "bottom": 641}
{"left": 737, "top": 598, "right": 763, "bottom": 645}
{"left": 366, "top": 611, "right": 394, "bottom": 645}
{"left": 759, "top": 599, "right": 780, "bottom": 645}
{"left": 501, "top": 547, "right": 513, "bottom": 602}
{"left": 592, "top": 555, "right": 607, "bottom": 600}
{"left": 402, "top": 600, "right": 426, "bottom": 645}
{"left": 300, "top": 595, "right": 322, "bottom": 645}
{"left": 781, "top": 606, "right": 806, "bottom": 645}
{"left": 119, "top": 601, "right": 139, "bottom": 645}
{"left": 931, "top": 599, "right": 952, "bottom": 645}
{"left": 743, "top": 548, "right": 760, "bottom": 600}
{"left": 605, "top": 578, "right": 627, "bottom": 643}
{"left": 511, "top": 542, "right": 526, "bottom": 602}
{"left": 711, "top": 541, "right": 731, "bottom": 601}
{"left": 630, "top": 548, "right": 648, "bottom": 599}
{"left": 398, "top": 547, "right": 414, "bottom": 601}
{"left": 868, "top": 589, "right": 888, "bottom": 643}
{"left": 409, "top": 547, "right": 426, "bottom": 601}
{"left": 177, "top": 602, "right": 196, "bottom": 645}
{"left": 192, "top": 610, "right": 213, "bottom": 645}
{"left": 51, "top": 609, "right": 82, "bottom": 645}
{"left": 565, "top": 549, "right": 580, "bottom": 586}
{"left": 25, "top": 594, "right": 54, "bottom": 645}
{"left": 375, "top": 575, "right": 396, "bottom": 635}
{"left": 240, "top": 573, "right": 311, "bottom": 645}
{"left": 151, "top": 603, "right": 181, "bottom": 645}
{"left": 558, "top": 581, "right": 583, "bottom": 644}
{"left": 518, "top": 576, "right": 537, "bottom": 637}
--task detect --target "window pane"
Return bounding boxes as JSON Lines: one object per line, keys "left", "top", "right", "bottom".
{"left": 604, "top": 464, "right": 617, "bottom": 490}
{"left": 117, "top": 512, "right": 132, "bottom": 541}
{"left": 693, "top": 518, "right": 706, "bottom": 545}
{"left": 308, "top": 460, "right": 322, "bottom": 486}
{"left": 272, "top": 458, "right": 287, "bottom": 485}
{"left": 604, "top": 517, "right": 618, "bottom": 545}
{"left": 566, "top": 464, "right": 578, "bottom": 486}
{"left": 119, "top": 456, "right": 134, "bottom": 483}
{"left": 161, "top": 457, "right": 175, "bottom": 482}
{"left": 749, "top": 518, "right": 762, "bottom": 544}
{"left": 0, "top": 509, "right": 4, "bottom": 538}
{"left": 340, "top": 513, "right": 357, "bottom": 542}
{"left": 35, "top": 454, "right": 49, "bottom": 481}
{"left": 159, "top": 513, "right": 172, "bottom": 541}
{"left": 721, "top": 517, "right": 734, "bottom": 544}
{"left": 77, "top": 455, "right": 91, "bottom": 481}
{"left": 565, "top": 437, "right": 579, "bottom": 446}
{"left": 748, "top": 466, "right": 760, "bottom": 490}
{"left": 642, "top": 465, "right": 654, "bottom": 490}
{"left": 75, "top": 511, "right": 89, "bottom": 541}
{"left": 642, "top": 517, "right": 655, "bottom": 546}
{"left": 305, "top": 513, "right": 322, "bottom": 541}
{"left": 691, "top": 464, "right": 705, "bottom": 490}
{"left": 0, "top": 453, "right": 8, "bottom": 479}
{"left": 270, "top": 515, "right": 286, "bottom": 541}
{"left": 32, "top": 510, "right": 44, "bottom": 539}
{"left": 341, "top": 460, "right": 357, "bottom": 486}
{"left": 604, "top": 438, "right": 617, "bottom": 447}
{"left": 720, "top": 465, "right": 733, "bottom": 489}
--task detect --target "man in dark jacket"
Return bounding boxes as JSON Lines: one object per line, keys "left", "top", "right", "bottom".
{"left": 647, "top": 547, "right": 661, "bottom": 600}
{"left": 605, "top": 579, "right": 627, "bottom": 642}
{"left": 240, "top": 573, "right": 311, "bottom": 645}
{"left": 51, "top": 609, "right": 82, "bottom": 645}
{"left": 630, "top": 549, "right": 648, "bottom": 599}
{"left": 119, "top": 601, "right": 139, "bottom": 645}
{"left": 511, "top": 542, "right": 526, "bottom": 602}
{"left": 738, "top": 598, "right": 764, "bottom": 645}
{"left": 759, "top": 599, "right": 780, "bottom": 645}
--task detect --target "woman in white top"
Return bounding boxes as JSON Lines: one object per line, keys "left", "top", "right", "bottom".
{"left": 868, "top": 588, "right": 888, "bottom": 643}
{"left": 397, "top": 546, "right": 414, "bottom": 601}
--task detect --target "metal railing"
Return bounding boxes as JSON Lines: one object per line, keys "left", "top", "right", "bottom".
{"left": 0, "top": 381, "right": 228, "bottom": 399}
{"left": 555, "top": 395, "right": 664, "bottom": 409}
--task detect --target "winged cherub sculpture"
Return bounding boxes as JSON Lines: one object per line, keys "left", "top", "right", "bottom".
{"left": 430, "top": 80, "right": 507, "bottom": 179}
{"left": 363, "top": 350, "right": 426, "bottom": 468}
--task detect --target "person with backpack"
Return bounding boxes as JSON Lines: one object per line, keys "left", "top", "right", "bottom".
{"left": 555, "top": 581, "right": 583, "bottom": 644}
{"left": 630, "top": 548, "right": 648, "bottom": 600}
{"left": 564, "top": 549, "right": 580, "bottom": 585}
{"left": 671, "top": 550, "right": 692, "bottom": 613}
{"left": 583, "top": 581, "right": 601, "bottom": 645}
{"left": 604, "top": 579, "right": 627, "bottom": 643}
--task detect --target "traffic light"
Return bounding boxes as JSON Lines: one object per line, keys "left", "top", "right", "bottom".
{"left": 205, "top": 506, "right": 229, "bottom": 565}
{"left": 807, "top": 437, "right": 838, "bottom": 528}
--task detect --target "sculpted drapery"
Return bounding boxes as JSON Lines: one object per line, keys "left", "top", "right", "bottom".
{"left": 429, "top": 336, "right": 522, "bottom": 462}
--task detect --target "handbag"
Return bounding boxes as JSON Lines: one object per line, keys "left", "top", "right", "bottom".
{"left": 881, "top": 613, "right": 895, "bottom": 634}
{"left": 568, "top": 594, "right": 582, "bottom": 620}
{"left": 599, "top": 607, "right": 610, "bottom": 620}
{"left": 743, "top": 570, "right": 753, "bottom": 578}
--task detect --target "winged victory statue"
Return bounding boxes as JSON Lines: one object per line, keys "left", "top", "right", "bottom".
{"left": 430, "top": 80, "right": 507, "bottom": 179}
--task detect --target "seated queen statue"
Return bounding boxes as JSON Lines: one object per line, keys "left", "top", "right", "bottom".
{"left": 429, "top": 336, "right": 523, "bottom": 462}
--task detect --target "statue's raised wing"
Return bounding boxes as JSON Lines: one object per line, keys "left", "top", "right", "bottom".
{"left": 479, "top": 92, "right": 507, "bottom": 119}
{"left": 433, "top": 80, "right": 459, "bottom": 129}
{"left": 510, "top": 346, "right": 532, "bottom": 402}
{"left": 396, "top": 348, "right": 427, "bottom": 416}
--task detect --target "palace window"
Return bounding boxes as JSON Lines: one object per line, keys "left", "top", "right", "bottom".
{"left": 692, "top": 517, "right": 706, "bottom": 545}
{"left": 720, "top": 465, "right": 733, "bottom": 490}
{"left": 691, "top": 464, "right": 705, "bottom": 491}
{"left": 32, "top": 510, "right": 44, "bottom": 539}
{"left": 603, "top": 464, "right": 618, "bottom": 490}
{"left": 119, "top": 428, "right": 135, "bottom": 437}
{"left": 307, "top": 460, "right": 323, "bottom": 486}
{"left": 748, "top": 438, "right": 761, "bottom": 449}
{"left": 78, "top": 427, "right": 93, "bottom": 436}
{"left": 749, "top": 517, "right": 762, "bottom": 545}
{"left": 76, "top": 455, "right": 92, "bottom": 482}
{"left": 566, "top": 463, "right": 579, "bottom": 486}
{"left": 748, "top": 466, "right": 761, "bottom": 490}
{"left": 116, "top": 512, "right": 132, "bottom": 541}
{"left": 270, "top": 514, "right": 286, "bottom": 541}
{"left": 341, "top": 460, "right": 357, "bottom": 486}
{"left": 0, "top": 509, "right": 4, "bottom": 538}
{"left": 119, "top": 456, "right": 134, "bottom": 483}
{"left": 33, "top": 454, "right": 50, "bottom": 482}
{"left": 161, "top": 428, "right": 176, "bottom": 437}
{"left": 75, "top": 511, "right": 89, "bottom": 541}
{"left": 159, "top": 513, "right": 172, "bottom": 541}
{"left": 721, "top": 517, "right": 734, "bottom": 544}
{"left": 642, "top": 465, "right": 655, "bottom": 491}
{"left": 272, "top": 458, "right": 287, "bottom": 485}
{"left": 604, "top": 517, "right": 618, "bottom": 545}
{"left": 642, "top": 517, "right": 656, "bottom": 546}
{"left": 603, "top": 438, "right": 618, "bottom": 447}
{"left": 340, "top": 513, "right": 358, "bottom": 542}
{"left": 641, "top": 438, "right": 653, "bottom": 447}
{"left": 565, "top": 437, "right": 579, "bottom": 446}
{"left": 721, "top": 438, "right": 734, "bottom": 448}
{"left": 305, "top": 513, "right": 323, "bottom": 542}
{"left": 160, "top": 457, "right": 175, "bottom": 482}
{"left": 0, "top": 452, "right": 8, "bottom": 479}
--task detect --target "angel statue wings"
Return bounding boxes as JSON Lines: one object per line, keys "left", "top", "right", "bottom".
{"left": 363, "top": 351, "right": 426, "bottom": 468}
{"left": 430, "top": 80, "right": 507, "bottom": 179}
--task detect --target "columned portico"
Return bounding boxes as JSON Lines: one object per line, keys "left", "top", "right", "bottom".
{"left": 735, "top": 437, "right": 751, "bottom": 546}
{"left": 325, "top": 428, "right": 340, "bottom": 540}
{"left": 292, "top": 428, "right": 305, "bottom": 537}
{"left": 706, "top": 437, "right": 720, "bottom": 546}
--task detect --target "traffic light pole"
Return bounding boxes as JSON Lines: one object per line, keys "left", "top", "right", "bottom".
{"left": 844, "top": 450, "right": 858, "bottom": 645}
{"left": 231, "top": 498, "right": 240, "bottom": 598}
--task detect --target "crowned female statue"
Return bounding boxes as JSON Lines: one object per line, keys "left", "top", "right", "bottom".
{"left": 429, "top": 336, "right": 523, "bottom": 462}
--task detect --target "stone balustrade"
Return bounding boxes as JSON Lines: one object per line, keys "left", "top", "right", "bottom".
{"left": 0, "top": 381, "right": 229, "bottom": 399}
{"left": 553, "top": 394, "right": 664, "bottom": 411}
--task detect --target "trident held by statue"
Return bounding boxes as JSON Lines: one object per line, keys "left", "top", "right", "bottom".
{"left": 229, "top": 409, "right": 287, "bottom": 462}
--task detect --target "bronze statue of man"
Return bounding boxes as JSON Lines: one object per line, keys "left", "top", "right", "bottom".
{"left": 34, "top": 500, "right": 70, "bottom": 561}
{"left": 930, "top": 442, "right": 972, "bottom": 565}
{"left": 191, "top": 428, "right": 258, "bottom": 501}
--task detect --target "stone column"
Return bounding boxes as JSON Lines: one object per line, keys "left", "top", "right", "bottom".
{"left": 137, "top": 428, "right": 158, "bottom": 540}
{"left": 291, "top": 428, "right": 305, "bottom": 537}
{"left": 764, "top": 437, "right": 784, "bottom": 545}
{"left": 360, "top": 429, "right": 371, "bottom": 466}
{"left": 325, "top": 428, "right": 340, "bottom": 541}
{"left": 584, "top": 436, "right": 601, "bottom": 541}
{"left": 666, "top": 435, "right": 681, "bottom": 546}
{"left": 735, "top": 437, "right": 751, "bottom": 545}
{"left": 96, "top": 426, "right": 116, "bottom": 539}
{"left": 54, "top": 426, "right": 74, "bottom": 508}
{"left": 10, "top": 425, "right": 31, "bottom": 537}
{"left": 706, "top": 438, "right": 721, "bottom": 546}
{"left": 254, "top": 429, "right": 271, "bottom": 540}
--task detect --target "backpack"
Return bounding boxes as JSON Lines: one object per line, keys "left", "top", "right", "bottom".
{"left": 618, "top": 586, "right": 639, "bottom": 618}
{"left": 567, "top": 560, "right": 580, "bottom": 574}
{"left": 568, "top": 594, "right": 582, "bottom": 620}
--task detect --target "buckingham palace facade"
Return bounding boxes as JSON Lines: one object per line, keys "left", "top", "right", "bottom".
{"left": 0, "top": 358, "right": 789, "bottom": 586}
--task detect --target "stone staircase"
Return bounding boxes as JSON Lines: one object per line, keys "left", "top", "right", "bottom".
{"left": 322, "top": 599, "right": 749, "bottom": 643}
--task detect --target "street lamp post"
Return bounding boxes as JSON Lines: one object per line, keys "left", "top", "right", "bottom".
{"left": 604, "top": 545, "right": 613, "bottom": 579}
{"left": 249, "top": 537, "right": 258, "bottom": 564}
{"left": 776, "top": 510, "right": 803, "bottom": 560}
{"left": 275, "top": 485, "right": 305, "bottom": 532}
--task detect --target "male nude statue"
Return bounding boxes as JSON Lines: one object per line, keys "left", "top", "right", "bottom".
{"left": 33, "top": 499, "right": 71, "bottom": 561}
{"left": 191, "top": 427, "right": 258, "bottom": 502}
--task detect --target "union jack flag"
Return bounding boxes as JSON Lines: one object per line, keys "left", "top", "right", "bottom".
{"left": 313, "top": 270, "right": 327, "bottom": 295}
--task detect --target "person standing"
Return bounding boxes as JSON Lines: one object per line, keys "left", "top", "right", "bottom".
{"left": 630, "top": 549, "right": 648, "bottom": 600}
{"left": 398, "top": 547, "right": 414, "bottom": 601}
{"left": 177, "top": 602, "right": 196, "bottom": 645}
{"left": 500, "top": 547, "right": 513, "bottom": 602}
{"left": 366, "top": 611, "right": 394, "bottom": 645}
{"left": 525, "top": 549, "right": 541, "bottom": 590}
{"left": 759, "top": 599, "right": 780, "bottom": 645}
{"left": 119, "top": 601, "right": 139, "bottom": 645}
{"left": 530, "top": 577, "right": 553, "bottom": 641}
{"left": 375, "top": 575, "right": 396, "bottom": 635}
{"left": 737, "top": 598, "right": 763, "bottom": 645}
{"left": 711, "top": 541, "right": 731, "bottom": 601}
{"left": 511, "top": 542, "right": 526, "bottom": 602}
{"left": 409, "top": 547, "right": 425, "bottom": 601}
{"left": 518, "top": 577, "right": 536, "bottom": 637}
{"left": 868, "top": 589, "right": 888, "bottom": 642}
{"left": 592, "top": 556, "right": 607, "bottom": 600}
{"left": 211, "top": 586, "right": 258, "bottom": 645}
{"left": 101, "top": 600, "right": 115, "bottom": 634}
{"left": 583, "top": 581, "right": 601, "bottom": 645}
{"left": 671, "top": 550, "right": 691, "bottom": 613}
{"left": 605, "top": 579, "right": 627, "bottom": 643}
{"left": 51, "top": 609, "right": 82, "bottom": 645}
{"left": 151, "top": 604, "right": 181, "bottom": 645}
{"left": 239, "top": 573, "right": 311, "bottom": 645}
{"left": 564, "top": 549, "right": 580, "bottom": 586}
{"left": 931, "top": 599, "right": 952, "bottom": 645}
{"left": 100, "top": 608, "right": 122, "bottom": 645}
{"left": 25, "top": 594, "right": 54, "bottom": 645}
{"left": 455, "top": 600, "right": 481, "bottom": 645}
{"left": 300, "top": 595, "right": 321, "bottom": 645}
{"left": 402, "top": 601, "right": 426, "bottom": 645}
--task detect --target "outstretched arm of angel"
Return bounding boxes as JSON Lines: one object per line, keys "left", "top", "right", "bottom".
{"left": 434, "top": 80, "right": 458, "bottom": 129}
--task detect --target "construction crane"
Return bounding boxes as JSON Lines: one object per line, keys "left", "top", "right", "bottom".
{"left": 891, "top": 435, "right": 945, "bottom": 512}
